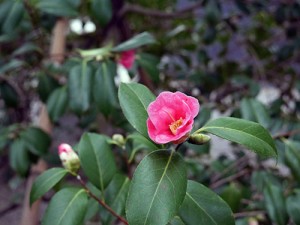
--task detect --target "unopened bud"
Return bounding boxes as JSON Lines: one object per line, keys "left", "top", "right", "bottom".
{"left": 188, "top": 133, "right": 211, "bottom": 145}
{"left": 112, "top": 134, "right": 125, "bottom": 147}
{"left": 58, "top": 143, "right": 80, "bottom": 174}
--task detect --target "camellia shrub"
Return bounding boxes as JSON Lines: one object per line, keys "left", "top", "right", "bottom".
{"left": 30, "top": 81, "right": 277, "bottom": 225}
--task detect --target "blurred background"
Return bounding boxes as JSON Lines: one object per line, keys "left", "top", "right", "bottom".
{"left": 0, "top": 0, "right": 300, "bottom": 224}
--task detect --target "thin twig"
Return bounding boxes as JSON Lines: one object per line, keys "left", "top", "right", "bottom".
{"left": 209, "top": 169, "right": 249, "bottom": 189}
{"left": 234, "top": 210, "right": 266, "bottom": 218}
{"left": 272, "top": 129, "right": 300, "bottom": 139}
{"left": 175, "top": 143, "right": 183, "bottom": 151}
{"left": 77, "top": 175, "right": 129, "bottom": 225}
{"left": 121, "top": 1, "right": 203, "bottom": 19}
{"left": 211, "top": 155, "right": 249, "bottom": 183}
{"left": 0, "top": 203, "right": 19, "bottom": 218}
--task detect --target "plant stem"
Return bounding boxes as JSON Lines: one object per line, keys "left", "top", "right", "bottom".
{"left": 272, "top": 129, "right": 300, "bottom": 139}
{"left": 234, "top": 210, "right": 265, "bottom": 218}
{"left": 76, "top": 175, "right": 129, "bottom": 225}
{"left": 175, "top": 143, "right": 183, "bottom": 151}
{"left": 209, "top": 169, "right": 249, "bottom": 189}
{"left": 211, "top": 155, "right": 249, "bottom": 183}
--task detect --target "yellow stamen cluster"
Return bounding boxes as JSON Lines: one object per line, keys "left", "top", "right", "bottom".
{"left": 169, "top": 118, "right": 183, "bottom": 135}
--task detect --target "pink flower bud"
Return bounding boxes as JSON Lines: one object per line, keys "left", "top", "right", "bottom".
{"left": 118, "top": 50, "right": 135, "bottom": 69}
{"left": 58, "top": 143, "right": 80, "bottom": 174}
{"left": 147, "top": 91, "right": 200, "bottom": 144}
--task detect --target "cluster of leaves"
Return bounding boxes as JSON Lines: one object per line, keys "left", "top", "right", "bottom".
{"left": 31, "top": 82, "right": 277, "bottom": 225}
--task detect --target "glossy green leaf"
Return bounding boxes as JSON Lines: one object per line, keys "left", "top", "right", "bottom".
{"left": 93, "top": 61, "right": 117, "bottom": 117}
{"left": 68, "top": 62, "right": 93, "bottom": 115}
{"left": 118, "top": 83, "right": 155, "bottom": 138}
{"left": 179, "top": 180, "right": 235, "bottom": 225}
{"left": 169, "top": 216, "right": 185, "bottom": 225}
{"left": 220, "top": 183, "right": 242, "bottom": 212}
{"left": 47, "top": 87, "right": 68, "bottom": 122}
{"left": 102, "top": 174, "right": 130, "bottom": 225}
{"left": 198, "top": 117, "right": 277, "bottom": 157}
{"left": 251, "top": 171, "right": 280, "bottom": 192}
{"left": 91, "top": 0, "right": 112, "bottom": 26}
{"left": 0, "top": 59, "right": 24, "bottom": 74}
{"left": 284, "top": 140, "right": 300, "bottom": 183}
{"left": 263, "top": 183, "right": 287, "bottom": 225}
{"left": 137, "top": 53, "right": 160, "bottom": 83}
{"left": 286, "top": 190, "right": 300, "bottom": 224}
{"left": 42, "top": 188, "right": 88, "bottom": 225}
{"left": 112, "top": 32, "right": 156, "bottom": 52}
{"left": 37, "top": 0, "right": 79, "bottom": 17}
{"left": 83, "top": 198, "right": 99, "bottom": 222}
{"left": 37, "top": 72, "right": 60, "bottom": 102}
{"left": 19, "top": 127, "right": 51, "bottom": 156}
{"left": 127, "top": 133, "right": 160, "bottom": 162}
{"left": 9, "top": 139, "right": 30, "bottom": 176}
{"left": 126, "top": 150, "right": 187, "bottom": 225}
{"left": 240, "top": 98, "right": 271, "bottom": 129}
{"left": 0, "top": 1, "right": 13, "bottom": 29}
{"left": 12, "top": 42, "right": 41, "bottom": 56}
{"left": 1, "top": 1, "right": 24, "bottom": 33}
{"left": 78, "top": 133, "right": 117, "bottom": 192}
{"left": 0, "top": 81, "right": 19, "bottom": 107}
{"left": 30, "top": 168, "right": 68, "bottom": 205}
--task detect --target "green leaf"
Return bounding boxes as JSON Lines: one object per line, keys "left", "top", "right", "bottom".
{"left": 0, "top": 1, "right": 13, "bottom": 29}
{"left": 0, "top": 80, "right": 19, "bottom": 107}
{"left": 169, "top": 216, "right": 185, "bottom": 225}
{"left": 42, "top": 188, "right": 88, "bottom": 225}
{"left": 126, "top": 150, "right": 187, "bottom": 225}
{"left": 112, "top": 32, "right": 156, "bottom": 52}
{"left": 240, "top": 98, "right": 271, "bottom": 129}
{"left": 37, "top": 0, "right": 79, "bottom": 17}
{"left": 287, "top": 190, "right": 300, "bottom": 224}
{"left": 198, "top": 117, "right": 277, "bottom": 157}
{"left": 102, "top": 174, "right": 130, "bottom": 225}
{"left": 68, "top": 62, "right": 93, "bottom": 115}
{"left": 78, "top": 133, "right": 117, "bottom": 192}
{"left": 127, "top": 133, "right": 160, "bottom": 162}
{"left": 284, "top": 140, "right": 300, "bottom": 183}
{"left": 30, "top": 168, "right": 68, "bottom": 205}
{"left": 9, "top": 139, "right": 30, "bottom": 176}
{"left": 19, "top": 127, "right": 51, "bottom": 156}
{"left": 220, "top": 183, "right": 242, "bottom": 212}
{"left": 37, "top": 72, "right": 60, "bottom": 102}
{"left": 137, "top": 53, "right": 160, "bottom": 83}
{"left": 93, "top": 61, "right": 118, "bottom": 117}
{"left": 83, "top": 198, "right": 99, "bottom": 222}
{"left": 0, "top": 59, "right": 24, "bottom": 74}
{"left": 118, "top": 83, "right": 155, "bottom": 138}
{"left": 90, "top": 0, "right": 112, "bottom": 26}
{"left": 263, "top": 183, "right": 287, "bottom": 225}
{"left": 47, "top": 87, "right": 68, "bottom": 122}
{"left": 12, "top": 42, "right": 41, "bottom": 56}
{"left": 1, "top": 1, "right": 24, "bottom": 33}
{"left": 179, "top": 180, "right": 235, "bottom": 225}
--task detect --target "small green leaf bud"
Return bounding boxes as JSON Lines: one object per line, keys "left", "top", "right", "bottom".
{"left": 112, "top": 134, "right": 125, "bottom": 147}
{"left": 188, "top": 133, "right": 211, "bottom": 145}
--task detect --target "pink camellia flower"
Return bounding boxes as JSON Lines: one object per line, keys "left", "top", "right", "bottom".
{"left": 58, "top": 143, "right": 80, "bottom": 174}
{"left": 147, "top": 91, "right": 199, "bottom": 144}
{"left": 118, "top": 49, "right": 135, "bottom": 69}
